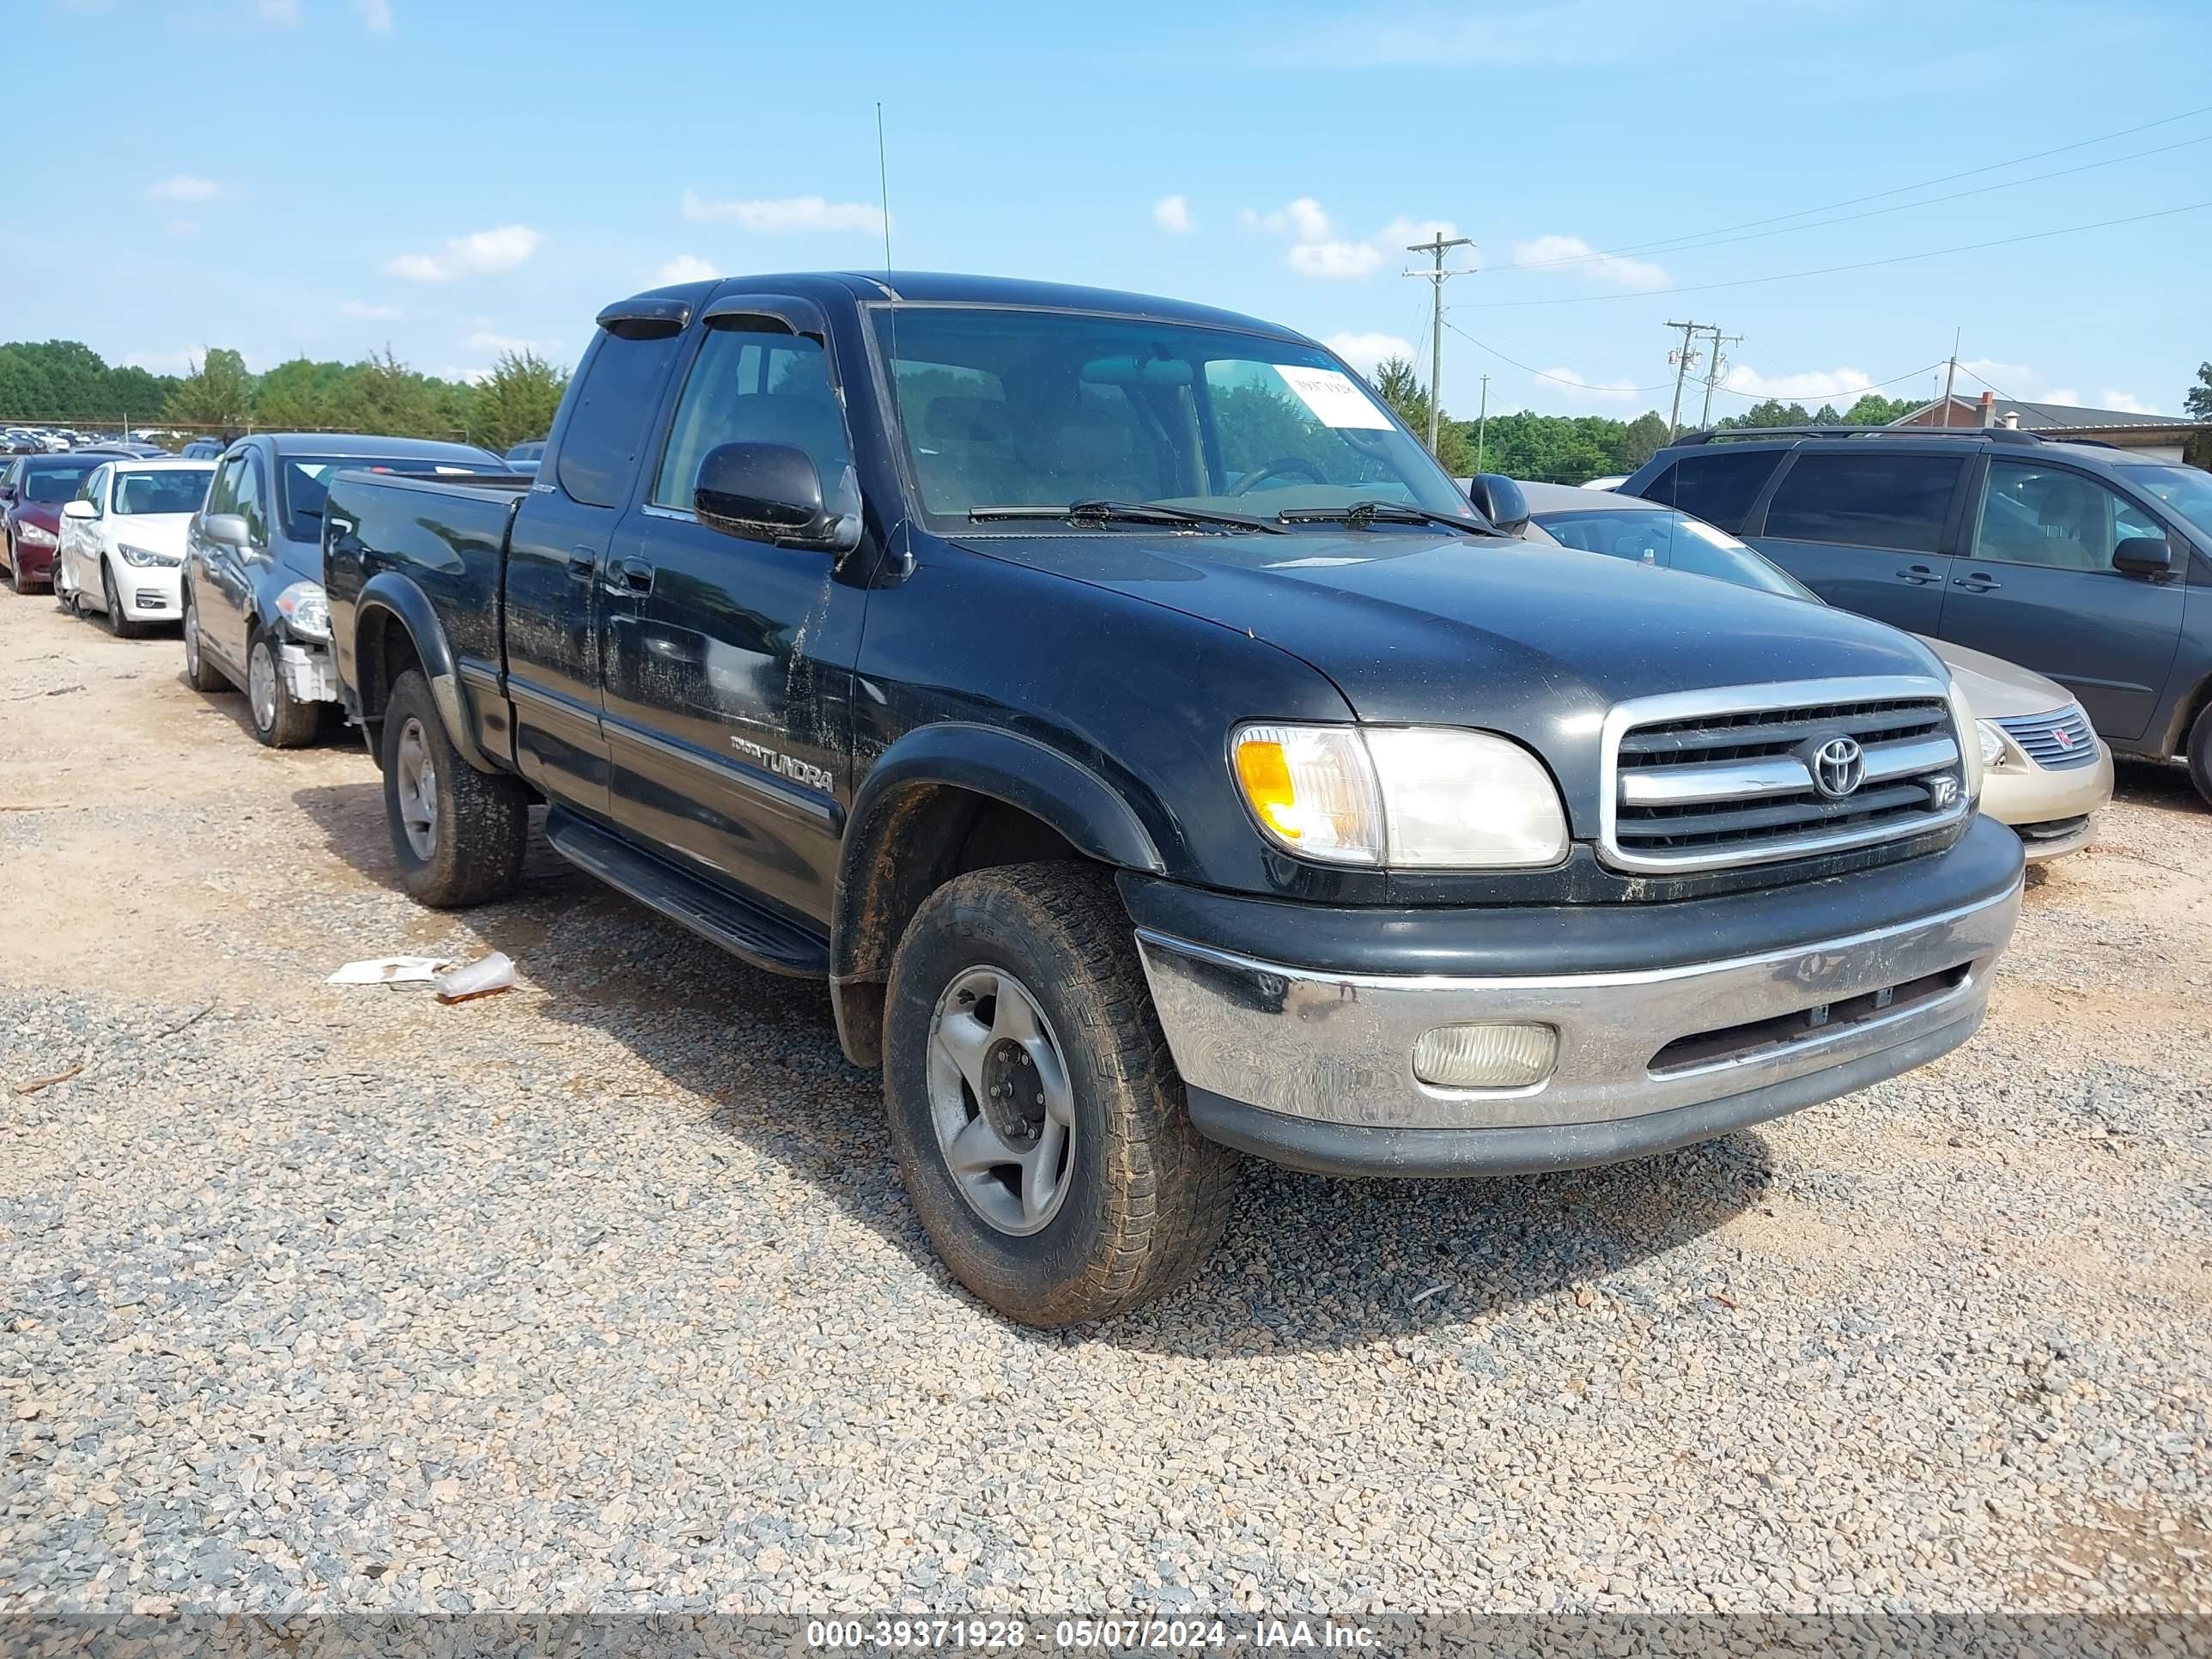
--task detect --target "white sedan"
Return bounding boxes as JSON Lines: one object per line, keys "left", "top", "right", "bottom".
{"left": 54, "top": 459, "right": 216, "bottom": 637}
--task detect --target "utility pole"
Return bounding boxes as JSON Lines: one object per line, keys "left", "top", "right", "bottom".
{"left": 1475, "top": 374, "right": 1490, "bottom": 474}
{"left": 1937, "top": 327, "right": 1960, "bottom": 427}
{"left": 1404, "top": 231, "right": 1474, "bottom": 454}
{"left": 1698, "top": 325, "right": 1741, "bottom": 429}
{"left": 1665, "top": 320, "right": 1708, "bottom": 436}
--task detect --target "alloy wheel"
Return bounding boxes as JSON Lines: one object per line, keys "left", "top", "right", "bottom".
{"left": 248, "top": 641, "right": 278, "bottom": 732}
{"left": 925, "top": 965, "right": 1077, "bottom": 1236}
{"left": 393, "top": 715, "right": 439, "bottom": 863}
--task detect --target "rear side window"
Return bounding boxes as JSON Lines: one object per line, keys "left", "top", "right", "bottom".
{"left": 557, "top": 328, "right": 680, "bottom": 508}
{"left": 1633, "top": 449, "right": 1778, "bottom": 532}
{"left": 1761, "top": 452, "right": 1963, "bottom": 555}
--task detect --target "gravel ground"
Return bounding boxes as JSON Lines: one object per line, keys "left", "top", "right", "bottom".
{"left": 1, "top": 592, "right": 2207, "bottom": 1618}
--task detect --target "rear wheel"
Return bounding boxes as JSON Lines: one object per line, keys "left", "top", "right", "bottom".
{"left": 380, "top": 667, "right": 529, "bottom": 908}
{"left": 101, "top": 561, "right": 145, "bottom": 639}
{"left": 2188, "top": 703, "right": 2212, "bottom": 808}
{"left": 884, "top": 862, "right": 1237, "bottom": 1328}
{"left": 182, "top": 588, "right": 228, "bottom": 691}
{"left": 246, "top": 629, "right": 319, "bottom": 747}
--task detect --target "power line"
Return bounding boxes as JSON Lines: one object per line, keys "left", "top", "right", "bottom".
{"left": 1498, "top": 102, "right": 2212, "bottom": 272}
{"left": 1494, "top": 131, "right": 2212, "bottom": 275}
{"left": 1454, "top": 200, "right": 2212, "bottom": 309}
{"left": 1402, "top": 232, "right": 1475, "bottom": 452}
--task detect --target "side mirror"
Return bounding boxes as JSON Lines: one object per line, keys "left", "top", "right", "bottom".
{"left": 61, "top": 498, "right": 96, "bottom": 520}
{"left": 1468, "top": 472, "right": 1531, "bottom": 537}
{"left": 202, "top": 512, "right": 251, "bottom": 548}
{"left": 2112, "top": 535, "right": 2172, "bottom": 578}
{"left": 693, "top": 441, "right": 858, "bottom": 551}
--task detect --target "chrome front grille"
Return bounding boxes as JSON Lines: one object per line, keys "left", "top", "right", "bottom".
{"left": 1600, "top": 677, "right": 1971, "bottom": 873}
{"left": 1994, "top": 705, "right": 2099, "bottom": 771}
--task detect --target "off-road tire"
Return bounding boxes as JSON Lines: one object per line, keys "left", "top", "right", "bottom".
{"left": 884, "top": 861, "right": 1238, "bottom": 1328}
{"left": 246, "top": 628, "right": 320, "bottom": 748}
{"left": 2188, "top": 702, "right": 2212, "bottom": 809}
{"left": 381, "top": 668, "right": 529, "bottom": 908}
{"left": 101, "top": 561, "right": 146, "bottom": 640}
{"left": 181, "top": 588, "right": 229, "bottom": 692}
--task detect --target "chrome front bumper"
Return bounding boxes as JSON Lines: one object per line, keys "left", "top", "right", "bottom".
{"left": 1135, "top": 878, "right": 2021, "bottom": 1175}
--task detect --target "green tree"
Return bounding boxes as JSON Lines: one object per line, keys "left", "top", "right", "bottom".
{"left": 2184, "top": 362, "right": 2211, "bottom": 422}
{"left": 331, "top": 347, "right": 457, "bottom": 440}
{"left": 254, "top": 357, "right": 349, "bottom": 430}
{"left": 471, "top": 349, "right": 569, "bottom": 450}
{"left": 163, "top": 348, "right": 255, "bottom": 437}
{"left": 1618, "top": 412, "right": 1669, "bottom": 471}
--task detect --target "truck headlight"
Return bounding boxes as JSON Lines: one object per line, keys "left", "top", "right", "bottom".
{"left": 274, "top": 580, "right": 330, "bottom": 641}
{"left": 1231, "top": 723, "right": 1568, "bottom": 868}
{"left": 16, "top": 522, "right": 57, "bottom": 549}
{"left": 1946, "top": 677, "right": 1983, "bottom": 804}
{"left": 118, "top": 544, "right": 181, "bottom": 568}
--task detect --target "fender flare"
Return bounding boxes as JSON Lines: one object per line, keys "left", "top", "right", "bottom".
{"left": 350, "top": 572, "right": 496, "bottom": 774}
{"left": 826, "top": 723, "right": 1166, "bottom": 1064}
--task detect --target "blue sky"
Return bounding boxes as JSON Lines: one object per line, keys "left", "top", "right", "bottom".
{"left": 12, "top": 0, "right": 2211, "bottom": 421}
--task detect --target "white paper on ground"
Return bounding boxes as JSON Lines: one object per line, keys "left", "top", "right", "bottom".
{"left": 1271, "top": 364, "right": 1394, "bottom": 430}
{"left": 326, "top": 956, "right": 452, "bottom": 986}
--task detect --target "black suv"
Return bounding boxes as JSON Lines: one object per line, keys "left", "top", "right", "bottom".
{"left": 1620, "top": 427, "right": 2212, "bottom": 802}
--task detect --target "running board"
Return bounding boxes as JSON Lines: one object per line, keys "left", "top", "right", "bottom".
{"left": 544, "top": 808, "right": 830, "bottom": 979}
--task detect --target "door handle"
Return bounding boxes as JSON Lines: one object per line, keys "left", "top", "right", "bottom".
{"left": 1894, "top": 566, "right": 1939, "bottom": 586}
{"left": 1952, "top": 574, "right": 2002, "bottom": 592}
{"left": 566, "top": 547, "right": 596, "bottom": 580}
{"left": 605, "top": 556, "right": 655, "bottom": 594}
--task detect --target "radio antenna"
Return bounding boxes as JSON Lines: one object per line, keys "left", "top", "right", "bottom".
{"left": 876, "top": 101, "right": 895, "bottom": 285}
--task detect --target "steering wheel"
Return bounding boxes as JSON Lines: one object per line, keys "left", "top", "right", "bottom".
{"left": 1230, "top": 457, "right": 1327, "bottom": 495}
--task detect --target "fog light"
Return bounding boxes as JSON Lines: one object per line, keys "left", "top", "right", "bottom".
{"left": 1412, "top": 1022, "right": 1558, "bottom": 1091}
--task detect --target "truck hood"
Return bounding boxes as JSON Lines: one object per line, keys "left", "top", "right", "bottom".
{"left": 957, "top": 528, "right": 1948, "bottom": 837}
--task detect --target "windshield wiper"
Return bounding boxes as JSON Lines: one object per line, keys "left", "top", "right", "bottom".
{"left": 1276, "top": 501, "right": 1498, "bottom": 536}
{"left": 969, "top": 500, "right": 1286, "bottom": 534}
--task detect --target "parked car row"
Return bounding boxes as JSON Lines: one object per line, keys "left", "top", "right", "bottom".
{"left": 9, "top": 269, "right": 2199, "bottom": 1328}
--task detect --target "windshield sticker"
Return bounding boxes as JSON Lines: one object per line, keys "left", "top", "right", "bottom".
{"left": 1272, "top": 365, "right": 1394, "bottom": 430}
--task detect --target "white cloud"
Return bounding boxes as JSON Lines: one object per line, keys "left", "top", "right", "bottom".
{"left": 338, "top": 300, "right": 404, "bottom": 321}
{"left": 1324, "top": 331, "right": 1419, "bottom": 374}
{"left": 354, "top": 0, "right": 392, "bottom": 30}
{"left": 1245, "top": 198, "right": 1334, "bottom": 240}
{"left": 1380, "top": 216, "right": 1460, "bottom": 249}
{"left": 385, "top": 224, "right": 544, "bottom": 283}
{"left": 146, "top": 175, "right": 219, "bottom": 204}
{"left": 256, "top": 0, "right": 299, "bottom": 22}
{"left": 1289, "top": 240, "right": 1384, "bottom": 279}
{"left": 679, "top": 189, "right": 883, "bottom": 234}
{"left": 653, "top": 253, "right": 720, "bottom": 285}
{"left": 466, "top": 330, "right": 553, "bottom": 356}
{"left": 2099, "top": 389, "right": 2159, "bottom": 415}
{"left": 1721, "top": 364, "right": 1880, "bottom": 403}
{"left": 1539, "top": 369, "right": 1641, "bottom": 404}
{"left": 1152, "top": 195, "right": 1194, "bottom": 234}
{"left": 2039, "top": 387, "right": 2081, "bottom": 407}
{"left": 1510, "top": 234, "right": 1668, "bottom": 289}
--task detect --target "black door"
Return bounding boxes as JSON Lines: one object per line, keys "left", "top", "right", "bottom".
{"left": 599, "top": 304, "right": 864, "bottom": 926}
{"left": 1742, "top": 447, "right": 1969, "bottom": 635}
{"left": 1938, "top": 458, "right": 2187, "bottom": 740}
{"left": 503, "top": 313, "right": 684, "bottom": 817}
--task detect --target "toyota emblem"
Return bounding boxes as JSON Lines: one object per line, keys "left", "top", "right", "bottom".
{"left": 1811, "top": 736, "right": 1866, "bottom": 799}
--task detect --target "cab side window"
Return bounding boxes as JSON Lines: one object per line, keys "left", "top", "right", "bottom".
{"left": 560, "top": 326, "right": 682, "bottom": 508}
{"left": 204, "top": 454, "right": 244, "bottom": 519}
{"left": 651, "top": 325, "right": 854, "bottom": 515}
{"left": 1972, "top": 461, "right": 2162, "bottom": 573}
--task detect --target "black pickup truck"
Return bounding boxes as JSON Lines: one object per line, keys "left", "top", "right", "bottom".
{"left": 322, "top": 271, "right": 2024, "bottom": 1327}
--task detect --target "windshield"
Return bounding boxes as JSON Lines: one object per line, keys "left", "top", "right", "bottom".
{"left": 2118, "top": 463, "right": 2212, "bottom": 542}
{"left": 22, "top": 460, "right": 98, "bottom": 504}
{"left": 113, "top": 468, "right": 214, "bottom": 515}
{"left": 871, "top": 307, "right": 1477, "bottom": 528}
{"left": 277, "top": 455, "right": 496, "bottom": 541}
{"left": 1533, "top": 506, "right": 1819, "bottom": 600}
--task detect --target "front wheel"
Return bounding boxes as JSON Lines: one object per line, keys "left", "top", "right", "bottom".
{"left": 884, "top": 862, "right": 1237, "bottom": 1328}
{"left": 246, "top": 629, "right": 319, "bottom": 747}
{"left": 101, "top": 562, "right": 146, "bottom": 640}
{"left": 7, "top": 544, "right": 30, "bottom": 596}
{"left": 380, "top": 668, "right": 529, "bottom": 908}
{"left": 182, "top": 588, "right": 229, "bottom": 691}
